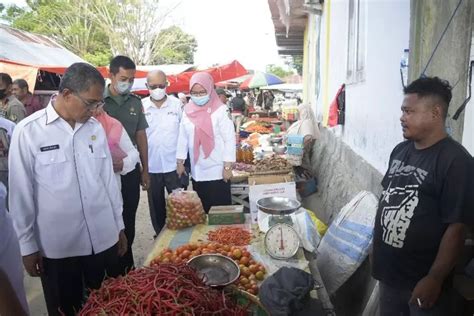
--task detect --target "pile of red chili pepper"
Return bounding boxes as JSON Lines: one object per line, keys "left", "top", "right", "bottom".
{"left": 207, "top": 227, "right": 252, "bottom": 246}
{"left": 79, "top": 263, "right": 249, "bottom": 316}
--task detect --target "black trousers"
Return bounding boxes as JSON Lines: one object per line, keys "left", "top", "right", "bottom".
{"left": 180, "top": 154, "right": 191, "bottom": 189}
{"left": 40, "top": 245, "right": 120, "bottom": 316}
{"left": 119, "top": 165, "right": 141, "bottom": 273}
{"left": 147, "top": 171, "right": 180, "bottom": 235}
{"left": 192, "top": 179, "right": 231, "bottom": 213}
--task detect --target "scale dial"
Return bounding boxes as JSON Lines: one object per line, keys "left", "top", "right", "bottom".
{"left": 264, "top": 223, "right": 300, "bottom": 260}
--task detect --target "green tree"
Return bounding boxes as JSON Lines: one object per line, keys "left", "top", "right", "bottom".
{"left": 4, "top": 0, "right": 112, "bottom": 66}
{"left": 292, "top": 55, "right": 303, "bottom": 75}
{"left": 152, "top": 26, "right": 197, "bottom": 64}
{"left": 2, "top": 0, "right": 197, "bottom": 66}
{"left": 266, "top": 64, "right": 294, "bottom": 79}
{"left": 91, "top": 0, "right": 196, "bottom": 65}
{"left": 0, "top": 4, "right": 25, "bottom": 23}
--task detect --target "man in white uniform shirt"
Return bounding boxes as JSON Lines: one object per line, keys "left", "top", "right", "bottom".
{"left": 143, "top": 70, "right": 182, "bottom": 236}
{"left": 9, "top": 63, "right": 127, "bottom": 316}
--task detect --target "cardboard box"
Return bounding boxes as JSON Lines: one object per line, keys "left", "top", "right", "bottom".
{"left": 231, "top": 184, "right": 249, "bottom": 195}
{"left": 248, "top": 173, "right": 294, "bottom": 185}
{"left": 248, "top": 174, "right": 297, "bottom": 224}
{"left": 208, "top": 205, "right": 245, "bottom": 225}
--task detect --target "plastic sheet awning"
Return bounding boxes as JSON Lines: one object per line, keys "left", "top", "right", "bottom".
{"left": 134, "top": 60, "right": 248, "bottom": 95}
{"left": 0, "top": 24, "right": 86, "bottom": 90}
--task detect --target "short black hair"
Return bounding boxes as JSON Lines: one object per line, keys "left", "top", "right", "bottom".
{"left": 59, "top": 63, "right": 105, "bottom": 93}
{"left": 404, "top": 77, "right": 452, "bottom": 117}
{"left": 0, "top": 73, "right": 13, "bottom": 86}
{"left": 109, "top": 55, "right": 136, "bottom": 75}
{"left": 13, "top": 79, "right": 29, "bottom": 91}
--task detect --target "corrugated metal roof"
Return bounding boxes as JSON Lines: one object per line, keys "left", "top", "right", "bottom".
{"left": 267, "top": 0, "right": 307, "bottom": 56}
{"left": 0, "top": 24, "right": 85, "bottom": 66}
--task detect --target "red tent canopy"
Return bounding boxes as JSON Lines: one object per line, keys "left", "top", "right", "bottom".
{"left": 1, "top": 58, "right": 247, "bottom": 95}
{"left": 165, "top": 60, "right": 248, "bottom": 94}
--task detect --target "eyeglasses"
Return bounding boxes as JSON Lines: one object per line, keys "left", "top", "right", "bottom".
{"left": 190, "top": 90, "right": 208, "bottom": 97}
{"left": 74, "top": 93, "right": 105, "bottom": 110}
{"left": 146, "top": 83, "right": 167, "bottom": 90}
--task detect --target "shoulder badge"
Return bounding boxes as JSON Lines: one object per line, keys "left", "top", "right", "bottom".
{"left": 130, "top": 93, "right": 142, "bottom": 100}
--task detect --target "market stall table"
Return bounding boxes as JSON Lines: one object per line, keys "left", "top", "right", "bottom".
{"left": 230, "top": 182, "right": 250, "bottom": 209}
{"left": 145, "top": 215, "right": 335, "bottom": 315}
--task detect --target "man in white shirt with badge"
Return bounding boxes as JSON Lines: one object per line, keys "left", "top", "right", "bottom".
{"left": 142, "top": 70, "right": 182, "bottom": 236}
{"left": 9, "top": 63, "right": 127, "bottom": 316}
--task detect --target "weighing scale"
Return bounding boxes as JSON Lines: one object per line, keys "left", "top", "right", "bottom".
{"left": 257, "top": 197, "right": 301, "bottom": 260}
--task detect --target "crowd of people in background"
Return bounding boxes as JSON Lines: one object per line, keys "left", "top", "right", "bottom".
{"left": 0, "top": 53, "right": 295, "bottom": 315}
{"left": 0, "top": 55, "right": 247, "bottom": 315}
{"left": 1, "top": 54, "right": 473, "bottom": 316}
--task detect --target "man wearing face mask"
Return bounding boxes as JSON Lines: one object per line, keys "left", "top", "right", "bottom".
{"left": 142, "top": 70, "right": 182, "bottom": 236}
{"left": 9, "top": 63, "right": 127, "bottom": 315}
{"left": 103, "top": 56, "right": 149, "bottom": 272}
{"left": 0, "top": 73, "right": 26, "bottom": 123}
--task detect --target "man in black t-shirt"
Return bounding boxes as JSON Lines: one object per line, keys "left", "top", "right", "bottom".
{"left": 372, "top": 77, "right": 473, "bottom": 315}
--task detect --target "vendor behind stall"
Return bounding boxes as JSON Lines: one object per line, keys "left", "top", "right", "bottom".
{"left": 286, "top": 103, "right": 320, "bottom": 167}
{"left": 176, "top": 72, "right": 236, "bottom": 212}
{"left": 230, "top": 91, "right": 246, "bottom": 132}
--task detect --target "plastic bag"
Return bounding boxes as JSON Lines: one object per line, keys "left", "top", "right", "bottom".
{"left": 317, "top": 191, "right": 378, "bottom": 295}
{"left": 307, "top": 211, "right": 328, "bottom": 236}
{"left": 166, "top": 190, "right": 206, "bottom": 230}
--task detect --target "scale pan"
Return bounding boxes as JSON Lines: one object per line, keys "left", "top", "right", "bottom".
{"left": 256, "top": 197, "right": 301, "bottom": 215}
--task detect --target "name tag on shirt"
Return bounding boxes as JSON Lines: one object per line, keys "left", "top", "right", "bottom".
{"left": 40, "top": 144, "right": 60, "bottom": 152}
{"left": 167, "top": 111, "right": 178, "bottom": 116}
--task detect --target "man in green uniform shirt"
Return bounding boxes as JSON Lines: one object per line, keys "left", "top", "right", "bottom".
{"left": 104, "top": 56, "right": 150, "bottom": 273}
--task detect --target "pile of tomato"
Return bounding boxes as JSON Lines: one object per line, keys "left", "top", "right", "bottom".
{"left": 151, "top": 242, "right": 266, "bottom": 295}
{"left": 166, "top": 190, "right": 206, "bottom": 230}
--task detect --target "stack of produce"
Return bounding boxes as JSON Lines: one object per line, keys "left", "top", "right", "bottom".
{"left": 236, "top": 147, "right": 254, "bottom": 164}
{"left": 207, "top": 227, "right": 252, "bottom": 246}
{"left": 79, "top": 263, "right": 249, "bottom": 315}
{"left": 245, "top": 133, "right": 260, "bottom": 147}
{"left": 166, "top": 190, "right": 206, "bottom": 230}
{"left": 151, "top": 241, "right": 266, "bottom": 295}
{"left": 254, "top": 155, "right": 291, "bottom": 172}
{"left": 233, "top": 162, "right": 256, "bottom": 173}
{"left": 244, "top": 122, "right": 273, "bottom": 134}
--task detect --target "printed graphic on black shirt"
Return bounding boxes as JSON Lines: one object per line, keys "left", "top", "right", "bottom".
{"left": 380, "top": 159, "right": 428, "bottom": 248}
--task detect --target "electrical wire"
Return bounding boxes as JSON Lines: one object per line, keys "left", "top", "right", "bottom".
{"left": 420, "top": 0, "right": 464, "bottom": 77}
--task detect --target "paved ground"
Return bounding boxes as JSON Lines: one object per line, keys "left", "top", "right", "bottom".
{"left": 25, "top": 191, "right": 155, "bottom": 315}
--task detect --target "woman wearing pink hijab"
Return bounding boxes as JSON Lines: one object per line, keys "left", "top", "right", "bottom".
{"left": 93, "top": 106, "right": 140, "bottom": 189}
{"left": 176, "top": 73, "right": 236, "bottom": 212}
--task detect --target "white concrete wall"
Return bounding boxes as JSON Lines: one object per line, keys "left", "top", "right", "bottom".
{"left": 303, "top": 14, "right": 320, "bottom": 108}
{"left": 316, "top": 0, "right": 410, "bottom": 173}
{"left": 462, "top": 38, "right": 474, "bottom": 155}
{"left": 463, "top": 89, "right": 474, "bottom": 155}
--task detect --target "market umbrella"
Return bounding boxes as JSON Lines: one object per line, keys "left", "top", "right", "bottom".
{"left": 240, "top": 72, "right": 284, "bottom": 90}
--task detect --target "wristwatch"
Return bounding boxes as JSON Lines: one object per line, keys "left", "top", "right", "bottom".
{"left": 224, "top": 166, "right": 231, "bottom": 171}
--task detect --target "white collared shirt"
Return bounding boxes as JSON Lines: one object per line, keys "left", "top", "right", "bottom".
{"left": 176, "top": 105, "right": 236, "bottom": 181}
{"left": 143, "top": 95, "right": 182, "bottom": 173}
{"left": 0, "top": 116, "right": 15, "bottom": 137}
{"left": 9, "top": 103, "right": 124, "bottom": 259}
{"left": 114, "top": 128, "right": 140, "bottom": 189}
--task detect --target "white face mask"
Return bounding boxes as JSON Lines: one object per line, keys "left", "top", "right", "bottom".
{"left": 150, "top": 87, "right": 166, "bottom": 101}
{"left": 115, "top": 81, "right": 133, "bottom": 95}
